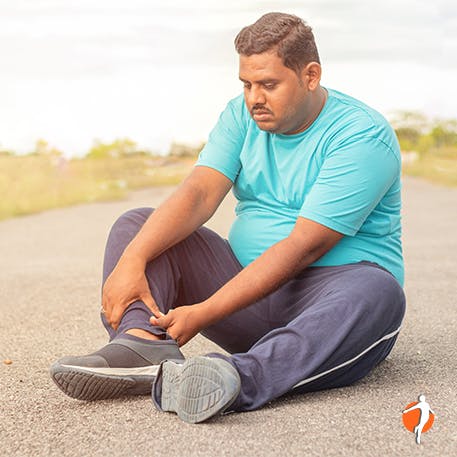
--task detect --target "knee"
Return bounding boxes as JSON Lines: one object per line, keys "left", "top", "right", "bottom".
{"left": 378, "top": 269, "right": 406, "bottom": 319}
{"left": 110, "top": 207, "right": 155, "bottom": 234}
{"left": 335, "top": 266, "right": 405, "bottom": 333}
{"left": 360, "top": 267, "right": 406, "bottom": 325}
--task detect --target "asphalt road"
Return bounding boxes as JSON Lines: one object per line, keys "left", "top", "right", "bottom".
{"left": 1, "top": 177, "right": 456, "bottom": 457}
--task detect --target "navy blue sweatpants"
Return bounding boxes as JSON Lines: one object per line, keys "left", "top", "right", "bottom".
{"left": 101, "top": 208, "right": 406, "bottom": 412}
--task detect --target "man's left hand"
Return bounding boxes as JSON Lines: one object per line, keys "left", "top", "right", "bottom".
{"left": 150, "top": 304, "right": 209, "bottom": 347}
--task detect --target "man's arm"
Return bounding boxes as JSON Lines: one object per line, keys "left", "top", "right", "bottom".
{"left": 103, "top": 166, "right": 233, "bottom": 329}
{"left": 153, "top": 216, "right": 343, "bottom": 345}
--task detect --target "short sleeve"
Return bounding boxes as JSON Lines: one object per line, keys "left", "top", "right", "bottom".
{"left": 299, "top": 136, "right": 400, "bottom": 236}
{"left": 195, "top": 98, "right": 245, "bottom": 182}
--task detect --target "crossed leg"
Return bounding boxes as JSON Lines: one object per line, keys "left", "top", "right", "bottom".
{"left": 104, "top": 208, "right": 405, "bottom": 412}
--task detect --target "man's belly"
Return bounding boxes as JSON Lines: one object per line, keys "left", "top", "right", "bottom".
{"left": 228, "top": 211, "right": 296, "bottom": 267}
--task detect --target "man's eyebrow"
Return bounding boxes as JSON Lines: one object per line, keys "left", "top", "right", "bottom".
{"left": 238, "top": 77, "right": 280, "bottom": 84}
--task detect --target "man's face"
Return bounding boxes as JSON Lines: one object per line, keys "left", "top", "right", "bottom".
{"left": 239, "top": 50, "right": 311, "bottom": 135}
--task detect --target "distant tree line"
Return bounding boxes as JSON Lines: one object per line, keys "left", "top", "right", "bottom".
{"left": 390, "top": 111, "right": 457, "bottom": 153}
{"left": 0, "top": 138, "right": 205, "bottom": 159}
{"left": 1, "top": 111, "right": 456, "bottom": 157}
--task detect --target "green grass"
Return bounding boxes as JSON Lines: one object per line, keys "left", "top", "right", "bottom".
{"left": 1, "top": 147, "right": 455, "bottom": 221}
{"left": 0, "top": 155, "right": 194, "bottom": 221}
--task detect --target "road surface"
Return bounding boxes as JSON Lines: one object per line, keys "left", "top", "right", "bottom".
{"left": 1, "top": 177, "right": 456, "bottom": 456}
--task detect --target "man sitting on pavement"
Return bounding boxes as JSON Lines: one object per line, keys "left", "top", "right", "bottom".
{"left": 51, "top": 12, "right": 406, "bottom": 424}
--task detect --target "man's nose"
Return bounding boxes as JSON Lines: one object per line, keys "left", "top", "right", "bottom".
{"left": 248, "top": 86, "right": 266, "bottom": 106}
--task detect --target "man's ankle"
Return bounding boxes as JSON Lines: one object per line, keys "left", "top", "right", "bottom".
{"left": 125, "top": 328, "right": 162, "bottom": 341}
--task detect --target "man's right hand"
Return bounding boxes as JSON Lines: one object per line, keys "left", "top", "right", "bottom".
{"left": 102, "top": 255, "right": 162, "bottom": 330}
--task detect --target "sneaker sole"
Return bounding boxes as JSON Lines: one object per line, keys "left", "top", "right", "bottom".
{"left": 50, "top": 362, "right": 158, "bottom": 401}
{"left": 160, "top": 357, "right": 241, "bottom": 423}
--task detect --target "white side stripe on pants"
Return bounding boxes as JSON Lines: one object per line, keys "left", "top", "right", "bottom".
{"left": 293, "top": 325, "right": 402, "bottom": 389}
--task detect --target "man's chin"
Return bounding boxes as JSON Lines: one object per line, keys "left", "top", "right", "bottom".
{"left": 254, "top": 120, "right": 279, "bottom": 133}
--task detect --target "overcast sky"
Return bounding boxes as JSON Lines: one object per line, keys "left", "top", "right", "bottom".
{"left": 1, "top": 0, "right": 456, "bottom": 155}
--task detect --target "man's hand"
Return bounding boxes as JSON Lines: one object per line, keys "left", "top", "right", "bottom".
{"left": 150, "top": 304, "right": 209, "bottom": 347}
{"left": 102, "top": 255, "right": 161, "bottom": 330}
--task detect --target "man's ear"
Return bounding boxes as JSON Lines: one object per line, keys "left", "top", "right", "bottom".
{"left": 300, "top": 62, "right": 322, "bottom": 90}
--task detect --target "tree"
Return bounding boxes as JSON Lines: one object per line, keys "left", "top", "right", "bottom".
{"left": 429, "top": 119, "right": 457, "bottom": 148}
{"left": 389, "top": 111, "right": 430, "bottom": 151}
{"left": 33, "top": 138, "right": 62, "bottom": 156}
{"left": 169, "top": 141, "right": 205, "bottom": 158}
{"left": 86, "top": 138, "right": 145, "bottom": 159}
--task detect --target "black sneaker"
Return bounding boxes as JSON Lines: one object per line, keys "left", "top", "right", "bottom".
{"left": 50, "top": 338, "right": 184, "bottom": 401}
{"left": 152, "top": 356, "right": 241, "bottom": 423}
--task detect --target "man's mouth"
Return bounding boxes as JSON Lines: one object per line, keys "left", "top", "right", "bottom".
{"left": 252, "top": 109, "right": 273, "bottom": 121}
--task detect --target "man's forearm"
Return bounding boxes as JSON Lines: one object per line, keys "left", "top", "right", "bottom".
{"left": 122, "top": 183, "right": 209, "bottom": 265}
{"left": 199, "top": 219, "right": 342, "bottom": 326}
{"left": 151, "top": 218, "right": 342, "bottom": 345}
{"left": 198, "top": 237, "right": 308, "bottom": 324}
{"left": 151, "top": 234, "right": 313, "bottom": 344}
{"left": 121, "top": 167, "right": 232, "bottom": 265}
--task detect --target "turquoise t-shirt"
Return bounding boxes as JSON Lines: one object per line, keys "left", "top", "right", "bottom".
{"left": 196, "top": 89, "right": 404, "bottom": 285}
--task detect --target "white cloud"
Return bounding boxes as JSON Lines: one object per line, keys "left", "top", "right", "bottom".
{"left": 0, "top": 0, "right": 456, "bottom": 154}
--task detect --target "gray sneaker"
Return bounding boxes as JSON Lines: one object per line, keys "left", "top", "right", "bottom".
{"left": 50, "top": 338, "right": 184, "bottom": 401}
{"left": 152, "top": 356, "right": 241, "bottom": 423}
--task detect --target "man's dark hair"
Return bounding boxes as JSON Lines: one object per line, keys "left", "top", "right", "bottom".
{"left": 234, "top": 12, "right": 320, "bottom": 74}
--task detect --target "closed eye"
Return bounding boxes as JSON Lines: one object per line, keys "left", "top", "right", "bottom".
{"left": 239, "top": 79, "right": 278, "bottom": 90}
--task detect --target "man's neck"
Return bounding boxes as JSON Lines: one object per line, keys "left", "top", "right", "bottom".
{"left": 290, "top": 86, "right": 327, "bottom": 135}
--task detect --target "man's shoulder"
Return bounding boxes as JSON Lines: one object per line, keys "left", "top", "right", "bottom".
{"left": 227, "top": 93, "right": 250, "bottom": 118}
{"left": 227, "top": 93, "right": 245, "bottom": 108}
{"left": 326, "top": 88, "right": 391, "bottom": 130}
{"left": 324, "top": 88, "right": 399, "bottom": 153}
{"left": 220, "top": 94, "right": 251, "bottom": 134}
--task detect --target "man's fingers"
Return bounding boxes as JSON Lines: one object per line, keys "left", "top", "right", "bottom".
{"left": 110, "top": 309, "right": 122, "bottom": 330}
{"left": 101, "top": 296, "right": 115, "bottom": 327}
{"left": 141, "top": 292, "right": 163, "bottom": 318}
{"left": 150, "top": 312, "right": 171, "bottom": 328}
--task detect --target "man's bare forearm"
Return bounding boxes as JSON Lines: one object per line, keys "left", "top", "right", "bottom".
{"left": 122, "top": 181, "right": 209, "bottom": 264}
{"left": 199, "top": 218, "right": 343, "bottom": 325}
{"left": 121, "top": 167, "right": 232, "bottom": 265}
